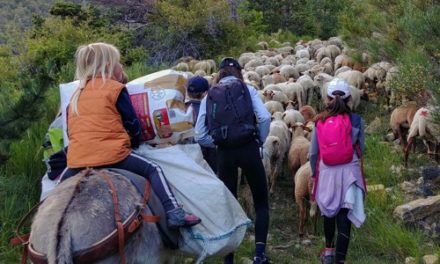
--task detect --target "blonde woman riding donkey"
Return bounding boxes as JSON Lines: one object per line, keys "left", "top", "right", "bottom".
{"left": 60, "top": 42, "right": 201, "bottom": 228}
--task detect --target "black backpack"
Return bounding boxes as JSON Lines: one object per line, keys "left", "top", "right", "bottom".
{"left": 206, "top": 79, "right": 257, "bottom": 147}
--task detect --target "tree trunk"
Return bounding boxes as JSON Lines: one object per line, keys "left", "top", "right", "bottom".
{"left": 227, "top": 0, "right": 239, "bottom": 23}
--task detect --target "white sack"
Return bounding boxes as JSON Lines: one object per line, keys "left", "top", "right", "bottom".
{"left": 135, "top": 144, "right": 251, "bottom": 263}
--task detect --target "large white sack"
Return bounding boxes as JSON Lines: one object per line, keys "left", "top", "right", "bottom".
{"left": 59, "top": 80, "right": 79, "bottom": 146}
{"left": 135, "top": 143, "right": 251, "bottom": 263}
{"left": 59, "top": 70, "right": 194, "bottom": 146}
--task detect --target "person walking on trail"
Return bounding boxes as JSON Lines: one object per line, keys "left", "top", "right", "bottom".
{"left": 185, "top": 75, "right": 217, "bottom": 173}
{"left": 309, "top": 78, "right": 366, "bottom": 264}
{"left": 195, "top": 57, "right": 271, "bottom": 264}
{"left": 59, "top": 42, "right": 201, "bottom": 229}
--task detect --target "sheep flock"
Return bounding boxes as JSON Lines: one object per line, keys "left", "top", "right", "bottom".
{"left": 172, "top": 36, "right": 438, "bottom": 235}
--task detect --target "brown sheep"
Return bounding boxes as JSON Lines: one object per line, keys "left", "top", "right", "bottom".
{"left": 389, "top": 101, "right": 418, "bottom": 151}
{"left": 294, "top": 161, "right": 316, "bottom": 236}
{"left": 287, "top": 123, "right": 310, "bottom": 176}
{"left": 299, "top": 105, "right": 317, "bottom": 140}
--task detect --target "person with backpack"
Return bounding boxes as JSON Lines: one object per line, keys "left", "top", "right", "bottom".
{"left": 309, "top": 78, "right": 366, "bottom": 264}
{"left": 195, "top": 57, "right": 271, "bottom": 264}
{"left": 59, "top": 42, "right": 201, "bottom": 229}
{"left": 185, "top": 75, "right": 217, "bottom": 173}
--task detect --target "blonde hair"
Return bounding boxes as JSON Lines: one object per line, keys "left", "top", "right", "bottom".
{"left": 70, "top": 42, "right": 121, "bottom": 114}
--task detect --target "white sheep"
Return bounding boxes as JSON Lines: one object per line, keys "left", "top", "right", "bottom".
{"left": 265, "top": 120, "right": 291, "bottom": 193}
{"left": 296, "top": 48, "right": 310, "bottom": 59}
{"left": 334, "top": 66, "right": 352, "bottom": 77}
{"left": 262, "top": 90, "right": 289, "bottom": 104}
{"left": 405, "top": 107, "right": 439, "bottom": 166}
{"left": 283, "top": 109, "right": 305, "bottom": 128}
{"left": 280, "top": 65, "right": 300, "bottom": 80}
{"left": 265, "top": 100, "right": 285, "bottom": 115}
{"left": 262, "top": 135, "right": 283, "bottom": 194}
{"left": 262, "top": 72, "right": 287, "bottom": 87}
{"left": 254, "top": 65, "right": 271, "bottom": 78}
{"left": 278, "top": 82, "right": 304, "bottom": 109}
{"left": 244, "top": 58, "right": 264, "bottom": 71}
{"left": 336, "top": 70, "right": 365, "bottom": 90}
{"left": 244, "top": 71, "right": 261, "bottom": 89}
{"left": 238, "top": 52, "right": 256, "bottom": 67}
{"left": 296, "top": 75, "right": 315, "bottom": 106}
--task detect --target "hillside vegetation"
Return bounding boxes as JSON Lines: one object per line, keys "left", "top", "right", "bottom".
{"left": 0, "top": 0, "right": 439, "bottom": 263}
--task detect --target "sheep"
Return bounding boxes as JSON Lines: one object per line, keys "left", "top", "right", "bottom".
{"left": 326, "top": 44, "right": 342, "bottom": 61}
{"left": 264, "top": 56, "right": 280, "bottom": 67}
{"left": 262, "top": 136, "right": 283, "bottom": 194}
{"left": 294, "top": 161, "right": 316, "bottom": 236}
{"left": 262, "top": 90, "right": 289, "bottom": 104}
{"left": 265, "top": 101, "right": 285, "bottom": 115}
{"left": 313, "top": 72, "right": 334, "bottom": 104}
{"left": 328, "top": 36, "right": 345, "bottom": 49}
{"left": 257, "top": 41, "right": 269, "bottom": 50}
{"left": 283, "top": 109, "right": 305, "bottom": 128}
{"left": 389, "top": 101, "right": 418, "bottom": 151}
{"left": 262, "top": 72, "right": 287, "bottom": 87}
{"left": 334, "top": 66, "right": 352, "bottom": 77}
{"left": 244, "top": 71, "right": 261, "bottom": 88}
{"left": 405, "top": 107, "right": 439, "bottom": 166}
{"left": 194, "top": 69, "right": 207, "bottom": 76}
{"left": 299, "top": 105, "right": 317, "bottom": 140}
{"left": 315, "top": 47, "right": 331, "bottom": 63}
{"left": 173, "top": 62, "right": 189, "bottom": 72}
{"left": 281, "top": 55, "right": 297, "bottom": 65}
{"left": 287, "top": 122, "right": 310, "bottom": 176}
{"left": 334, "top": 54, "right": 355, "bottom": 72}
{"left": 319, "top": 83, "right": 364, "bottom": 110}
{"left": 294, "top": 63, "right": 310, "bottom": 76}
{"left": 271, "top": 111, "right": 284, "bottom": 121}
{"left": 296, "top": 48, "right": 310, "bottom": 59}
{"left": 276, "top": 46, "right": 295, "bottom": 56}
{"left": 277, "top": 82, "right": 304, "bottom": 108}
{"left": 266, "top": 119, "right": 291, "bottom": 193}
{"left": 296, "top": 75, "right": 316, "bottom": 106}
{"left": 280, "top": 65, "right": 300, "bottom": 80}
{"left": 336, "top": 70, "right": 365, "bottom": 90}
{"left": 238, "top": 53, "right": 256, "bottom": 67}
{"left": 254, "top": 65, "right": 271, "bottom": 78}
{"left": 193, "top": 60, "right": 213, "bottom": 75}
{"left": 244, "top": 58, "right": 264, "bottom": 71}
{"left": 385, "top": 66, "right": 400, "bottom": 108}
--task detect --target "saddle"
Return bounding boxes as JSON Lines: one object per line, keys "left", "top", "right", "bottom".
{"left": 109, "top": 168, "right": 180, "bottom": 249}
{"left": 10, "top": 169, "right": 179, "bottom": 264}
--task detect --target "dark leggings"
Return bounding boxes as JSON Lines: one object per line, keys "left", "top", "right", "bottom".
{"left": 217, "top": 140, "right": 269, "bottom": 244}
{"left": 59, "top": 152, "right": 179, "bottom": 212}
{"left": 323, "top": 208, "right": 351, "bottom": 263}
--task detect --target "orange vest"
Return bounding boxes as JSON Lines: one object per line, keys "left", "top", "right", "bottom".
{"left": 67, "top": 78, "right": 131, "bottom": 168}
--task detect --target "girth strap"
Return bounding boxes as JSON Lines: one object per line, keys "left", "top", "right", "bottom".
{"left": 100, "top": 170, "right": 127, "bottom": 264}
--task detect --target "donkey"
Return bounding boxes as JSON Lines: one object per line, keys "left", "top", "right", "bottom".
{"left": 29, "top": 169, "right": 176, "bottom": 264}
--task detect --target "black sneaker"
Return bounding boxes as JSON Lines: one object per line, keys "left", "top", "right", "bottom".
{"left": 253, "top": 254, "right": 269, "bottom": 264}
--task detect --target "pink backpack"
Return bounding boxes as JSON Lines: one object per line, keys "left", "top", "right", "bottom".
{"left": 316, "top": 114, "right": 353, "bottom": 165}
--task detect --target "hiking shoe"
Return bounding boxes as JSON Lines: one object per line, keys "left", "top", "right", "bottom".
{"left": 166, "top": 207, "right": 201, "bottom": 228}
{"left": 253, "top": 254, "right": 269, "bottom": 264}
{"left": 320, "top": 255, "right": 334, "bottom": 264}
{"left": 320, "top": 248, "right": 335, "bottom": 264}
